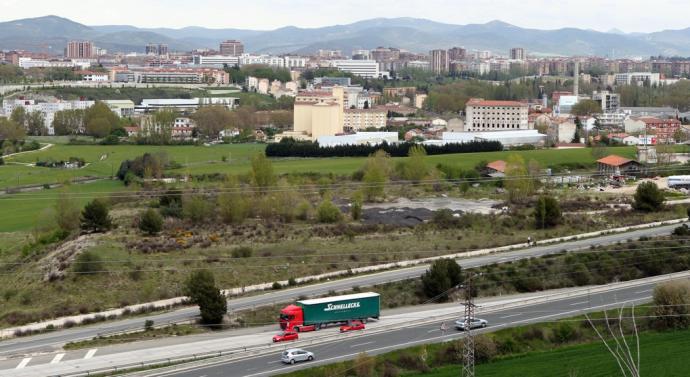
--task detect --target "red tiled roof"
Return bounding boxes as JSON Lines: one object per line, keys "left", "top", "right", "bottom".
{"left": 487, "top": 160, "right": 507, "bottom": 173}
{"left": 639, "top": 117, "right": 681, "bottom": 125}
{"left": 597, "top": 155, "right": 635, "bottom": 167}
{"left": 467, "top": 98, "right": 527, "bottom": 107}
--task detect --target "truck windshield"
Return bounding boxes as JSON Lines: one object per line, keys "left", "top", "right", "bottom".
{"left": 280, "top": 314, "right": 291, "bottom": 321}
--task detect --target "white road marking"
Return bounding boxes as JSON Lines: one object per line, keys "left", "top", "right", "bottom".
{"left": 84, "top": 349, "right": 97, "bottom": 359}
{"left": 267, "top": 361, "right": 280, "bottom": 364}
{"left": 50, "top": 353, "right": 65, "bottom": 364}
{"left": 16, "top": 358, "right": 31, "bottom": 369}
{"left": 500, "top": 313, "right": 522, "bottom": 319}
{"left": 635, "top": 289, "right": 652, "bottom": 294}
{"left": 569, "top": 301, "right": 590, "bottom": 306}
{"left": 350, "top": 341, "right": 375, "bottom": 348}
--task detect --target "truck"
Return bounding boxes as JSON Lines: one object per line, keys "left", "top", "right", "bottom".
{"left": 279, "top": 292, "right": 380, "bottom": 332}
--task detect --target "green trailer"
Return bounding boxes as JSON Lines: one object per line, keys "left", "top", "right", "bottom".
{"left": 297, "top": 292, "right": 380, "bottom": 326}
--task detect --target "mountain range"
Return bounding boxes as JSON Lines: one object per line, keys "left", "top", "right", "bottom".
{"left": 2, "top": 15, "right": 690, "bottom": 57}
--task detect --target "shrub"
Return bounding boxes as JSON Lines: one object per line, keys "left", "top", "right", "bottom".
{"left": 354, "top": 352, "right": 375, "bottom": 377}
{"left": 632, "top": 181, "right": 664, "bottom": 212}
{"left": 474, "top": 335, "right": 498, "bottom": 362}
{"left": 144, "top": 319, "right": 154, "bottom": 331}
{"left": 73, "top": 251, "right": 104, "bottom": 275}
{"left": 673, "top": 224, "right": 690, "bottom": 236}
{"left": 317, "top": 198, "right": 343, "bottom": 223}
{"left": 296, "top": 200, "right": 312, "bottom": 221}
{"left": 432, "top": 209, "right": 459, "bottom": 229}
{"left": 80, "top": 199, "right": 112, "bottom": 233}
{"left": 652, "top": 281, "right": 690, "bottom": 330}
{"left": 288, "top": 278, "right": 297, "bottom": 287}
{"left": 534, "top": 195, "right": 562, "bottom": 229}
{"left": 139, "top": 209, "right": 163, "bottom": 235}
{"left": 421, "top": 259, "right": 463, "bottom": 301}
{"left": 182, "top": 195, "right": 214, "bottom": 223}
{"left": 231, "top": 247, "right": 253, "bottom": 258}
{"left": 552, "top": 322, "right": 580, "bottom": 343}
{"left": 184, "top": 270, "right": 227, "bottom": 325}
{"left": 351, "top": 192, "right": 363, "bottom": 221}
{"left": 272, "top": 282, "right": 283, "bottom": 290}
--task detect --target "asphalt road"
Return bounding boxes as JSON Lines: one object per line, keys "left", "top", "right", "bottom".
{"left": 0, "top": 222, "right": 682, "bottom": 357}
{"left": 147, "top": 279, "right": 664, "bottom": 377}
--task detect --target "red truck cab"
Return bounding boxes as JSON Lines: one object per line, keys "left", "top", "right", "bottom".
{"left": 279, "top": 305, "right": 318, "bottom": 332}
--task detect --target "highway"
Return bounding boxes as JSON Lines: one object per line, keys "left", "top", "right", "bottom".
{"left": 0, "top": 222, "right": 683, "bottom": 357}
{"left": 140, "top": 277, "right": 671, "bottom": 377}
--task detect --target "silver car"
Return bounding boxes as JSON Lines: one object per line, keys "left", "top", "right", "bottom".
{"left": 281, "top": 349, "right": 315, "bottom": 364}
{"left": 454, "top": 318, "right": 488, "bottom": 331}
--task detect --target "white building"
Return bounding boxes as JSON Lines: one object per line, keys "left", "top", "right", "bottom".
{"left": 137, "top": 97, "right": 239, "bottom": 113}
{"left": 440, "top": 130, "right": 546, "bottom": 147}
{"left": 331, "top": 60, "right": 382, "bottom": 78}
{"left": 193, "top": 55, "right": 240, "bottom": 66}
{"left": 2, "top": 99, "right": 95, "bottom": 135}
{"left": 317, "top": 132, "right": 398, "bottom": 147}
{"left": 103, "top": 100, "right": 135, "bottom": 117}
{"left": 592, "top": 91, "right": 620, "bottom": 113}
{"left": 615, "top": 72, "right": 661, "bottom": 86}
{"left": 464, "top": 98, "right": 529, "bottom": 132}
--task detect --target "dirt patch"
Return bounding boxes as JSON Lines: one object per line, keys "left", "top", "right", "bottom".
{"left": 362, "top": 197, "right": 501, "bottom": 226}
{"left": 39, "top": 234, "right": 100, "bottom": 282}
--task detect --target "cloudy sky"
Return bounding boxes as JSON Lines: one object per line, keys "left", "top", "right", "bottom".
{"left": 1, "top": 0, "right": 689, "bottom": 33}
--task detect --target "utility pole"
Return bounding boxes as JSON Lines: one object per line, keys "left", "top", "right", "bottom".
{"left": 462, "top": 274, "right": 476, "bottom": 377}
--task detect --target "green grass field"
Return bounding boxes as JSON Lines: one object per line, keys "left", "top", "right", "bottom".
{"left": 0, "top": 180, "right": 130, "bottom": 233}
{"left": 411, "top": 329, "right": 690, "bottom": 377}
{"left": 2, "top": 144, "right": 636, "bottom": 190}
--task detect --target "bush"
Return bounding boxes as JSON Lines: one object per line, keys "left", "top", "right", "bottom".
{"left": 139, "top": 209, "right": 163, "bottom": 235}
{"left": 534, "top": 195, "right": 562, "bottom": 229}
{"left": 552, "top": 322, "right": 580, "bottom": 343}
{"left": 80, "top": 199, "right": 112, "bottom": 233}
{"left": 432, "top": 209, "right": 459, "bottom": 229}
{"left": 182, "top": 195, "right": 214, "bottom": 223}
{"left": 317, "top": 198, "right": 343, "bottom": 223}
{"left": 673, "top": 224, "right": 690, "bottom": 236}
{"left": 272, "top": 282, "right": 283, "bottom": 290}
{"left": 474, "top": 335, "right": 498, "bottom": 362}
{"left": 354, "top": 352, "right": 375, "bottom": 377}
{"left": 231, "top": 247, "right": 253, "bottom": 258}
{"left": 652, "top": 281, "right": 690, "bottom": 330}
{"left": 351, "top": 192, "right": 363, "bottom": 221}
{"left": 144, "top": 320, "right": 154, "bottom": 331}
{"left": 184, "top": 270, "right": 227, "bottom": 325}
{"left": 73, "top": 251, "right": 104, "bottom": 275}
{"left": 632, "top": 181, "right": 664, "bottom": 212}
{"left": 421, "top": 259, "right": 463, "bottom": 301}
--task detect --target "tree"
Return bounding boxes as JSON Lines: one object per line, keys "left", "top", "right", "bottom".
{"left": 84, "top": 102, "right": 119, "bottom": 138}
{"left": 139, "top": 209, "right": 163, "bottom": 235}
{"left": 250, "top": 153, "right": 276, "bottom": 191}
{"left": 26, "top": 111, "right": 46, "bottom": 136}
{"left": 184, "top": 270, "right": 227, "bottom": 325}
{"left": 504, "top": 154, "right": 533, "bottom": 203}
{"left": 10, "top": 107, "right": 27, "bottom": 128}
{"left": 73, "top": 251, "right": 105, "bottom": 275}
{"left": 80, "top": 199, "right": 113, "bottom": 233}
{"left": 421, "top": 259, "right": 463, "bottom": 302}
{"left": 140, "top": 110, "right": 176, "bottom": 144}
{"left": 396, "top": 145, "right": 429, "bottom": 182}
{"left": 0, "top": 117, "right": 25, "bottom": 141}
{"left": 317, "top": 197, "right": 343, "bottom": 223}
{"left": 534, "top": 195, "right": 562, "bottom": 229}
{"left": 632, "top": 181, "right": 664, "bottom": 212}
{"left": 351, "top": 191, "right": 363, "bottom": 220}
{"left": 55, "top": 191, "right": 81, "bottom": 234}
{"left": 53, "top": 109, "right": 85, "bottom": 136}
{"left": 217, "top": 179, "right": 250, "bottom": 224}
{"left": 192, "top": 106, "right": 234, "bottom": 139}
{"left": 361, "top": 150, "right": 391, "bottom": 201}
{"left": 571, "top": 99, "right": 602, "bottom": 116}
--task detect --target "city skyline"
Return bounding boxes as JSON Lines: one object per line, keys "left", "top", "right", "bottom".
{"left": 1, "top": 0, "right": 690, "bottom": 33}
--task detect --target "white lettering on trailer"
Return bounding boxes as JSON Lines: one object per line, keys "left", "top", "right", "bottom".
{"left": 324, "top": 302, "right": 361, "bottom": 311}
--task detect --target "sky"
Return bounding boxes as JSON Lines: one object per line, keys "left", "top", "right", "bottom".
{"left": 1, "top": 0, "right": 690, "bottom": 33}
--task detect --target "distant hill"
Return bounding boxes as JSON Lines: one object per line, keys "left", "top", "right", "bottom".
{"left": 2, "top": 15, "right": 690, "bottom": 57}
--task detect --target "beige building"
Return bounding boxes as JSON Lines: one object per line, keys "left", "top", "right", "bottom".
{"left": 415, "top": 93, "right": 428, "bottom": 109}
{"left": 464, "top": 98, "right": 529, "bottom": 132}
{"left": 343, "top": 108, "right": 387, "bottom": 131}
{"left": 291, "top": 87, "right": 345, "bottom": 140}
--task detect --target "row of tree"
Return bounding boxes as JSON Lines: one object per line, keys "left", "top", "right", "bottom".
{"left": 266, "top": 139, "right": 502, "bottom": 158}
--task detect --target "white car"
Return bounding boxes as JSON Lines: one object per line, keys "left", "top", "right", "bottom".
{"left": 454, "top": 318, "right": 488, "bottom": 331}
{"left": 281, "top": 349, "right": 315, "bottom": 364}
